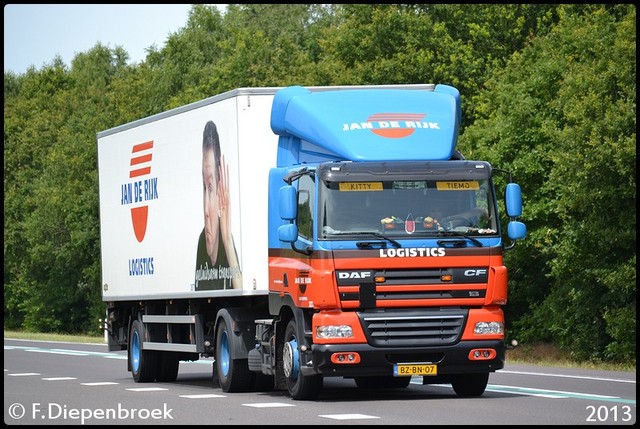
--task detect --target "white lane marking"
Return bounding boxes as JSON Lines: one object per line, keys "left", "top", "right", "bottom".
{"left": 42, "top": 377, "right": 77, "bottom": 381}
{"left": 490, "top": 383, "right": 620, "bottom": 399}
{"left": 430, "top": 382, "right": 620, "bottom": 400}
{"left": 126, "top": 387, "right": 169, "bottom": 392}
{"left": 8, "top": 372, "right": 41, "bottom": 376}
{"left": 179, "top": 394, "right": 227, "bottom": 399}
{"left": 500, "top": 370, "right": 635, "bottom": 384}
{"left": 319, "top": 414, "right": 381, "bottom": 420}
{"left": 5, "top": 338, "right": 106, "bottom": 346}
{"left": 81, "top": 382, "right": 120, "bottom": 386}
{"left": 487, "top": 388, "right": 568, "bottom": 398}
{"left": 27, "top": 349, "right": 89, "bottom": 356}
{"left": 242, "top": 403, "right": 296, "bottom": 408}
{"left": 6, "top": 344, "right": 212, "bottom": 363}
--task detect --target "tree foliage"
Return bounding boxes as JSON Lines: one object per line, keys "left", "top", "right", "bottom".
{"left": 461, "top": 4, "right": 635, "bottom": 362}
{"left": 4, "top": 4, "right": 635, "bottom": 363}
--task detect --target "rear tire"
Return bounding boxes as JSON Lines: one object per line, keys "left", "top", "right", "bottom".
{"left": 283, "top": 319, "right": 322, "bottom": 400}
{"left": 451, "top": 372, "right": 489, "bottom": 396}
{"left": 156, "top": 352, "right": 180, "bottom": 382}
{"left": 129, "top": 320, "right": 158, "bottom": 382}
{"left": 215, "top": 318, "right": 253, "bottom": 392}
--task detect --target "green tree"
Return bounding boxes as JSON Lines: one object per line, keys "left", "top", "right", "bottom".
{"left": 317, "top": 4, "right": 560, "bottom": 124}
{"left": 4, "top": 3, "right": 634, "bottom": 364}
{"left": 4, "top": 45, "right": 133, "bottom": 332}
{"left": 4, "top": 58, "right": 72, "bottom": 329}
{"left": 461, "top": 4, "right": 636, "bottom": 362}
{"left": 143, "top": 4, "right": 227, "bottom": 109}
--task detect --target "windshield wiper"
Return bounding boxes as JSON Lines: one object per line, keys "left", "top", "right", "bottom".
{"left": 437, "top": 230, "right": 483, "bottom": 247}
{"left": 325, "top": 230, "right": 402, "bottom": 248}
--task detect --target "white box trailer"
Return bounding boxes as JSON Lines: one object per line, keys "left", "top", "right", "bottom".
{"left": 98, "top": 88, "right": 278, "bottom": 301}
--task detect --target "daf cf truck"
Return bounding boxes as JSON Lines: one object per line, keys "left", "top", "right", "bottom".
{"left": 98, "top": 84, "right": 526, "bottom": 400}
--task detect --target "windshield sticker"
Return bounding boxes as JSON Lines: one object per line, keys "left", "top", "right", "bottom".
{"left": 339, "top": 182, "right": 383, "bottom": 191}
{"left": 436, "top": 181, "right": 480, "bottom": 190}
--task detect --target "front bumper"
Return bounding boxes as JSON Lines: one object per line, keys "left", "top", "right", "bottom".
{"left": 301, "top": 340, "right": 505, "bottom": 377}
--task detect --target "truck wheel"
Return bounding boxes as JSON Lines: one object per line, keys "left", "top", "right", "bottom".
{"left": 215, "top": 318, "right": 253, "bottom": 392}
{"left": 283, "top": 319, "right": 322, "bottom": 400}
{"left": 129, "top": 320, "right": 158, "bottom": 382}
{"left": 156, "top": 352, "right": 179, "bottom": 382}
{"left": 451, "top": 372, "right": 489, "bottom": 396}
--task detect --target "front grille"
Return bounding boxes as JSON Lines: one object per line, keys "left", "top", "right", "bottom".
{"left": 337, "top": 267, "right": 488, "bottom": 308}
{"left": 359, "top": 309, "right": 467, "bottom": 347}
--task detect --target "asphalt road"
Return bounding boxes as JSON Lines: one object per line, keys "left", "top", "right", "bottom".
{"left": 4, "top": 338, "right": 636, "bottom": 425}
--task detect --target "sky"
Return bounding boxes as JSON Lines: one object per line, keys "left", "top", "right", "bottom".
{"left": 4, "top": 4, "right": 213, "bottom": 75}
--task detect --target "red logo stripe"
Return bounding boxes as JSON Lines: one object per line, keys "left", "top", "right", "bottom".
{"left": 130, "top": 154, "right": 152, "bottom": 165}
{"left": 130, "top": 167, "right": 151, "bottom": 178}
{"left": 132, "top": 141, "right": 154, "bottom": 152}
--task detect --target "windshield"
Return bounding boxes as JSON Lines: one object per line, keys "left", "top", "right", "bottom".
{"left": 319, "top": 174, "right": 498, "bottom": 239}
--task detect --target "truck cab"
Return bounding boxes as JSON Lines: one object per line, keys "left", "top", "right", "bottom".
{"left": 256, "top": 84, "right": 526, "bottom": 399}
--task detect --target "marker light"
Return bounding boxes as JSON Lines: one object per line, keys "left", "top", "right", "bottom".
{"left": 469, "top": 348, "right": 497, "bottom": 360}
{"left": 331, "top": 352, "right": 361, "bottom": 364}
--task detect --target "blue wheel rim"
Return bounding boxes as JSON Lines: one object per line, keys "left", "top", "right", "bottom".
{"left": 131, "top": 330, "right": 140, "bottom": 372}
{"left": 219, "top": 330, "right": 230, "bottom": 377}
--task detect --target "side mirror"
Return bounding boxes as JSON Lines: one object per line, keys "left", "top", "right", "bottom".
{"left": 507, "top": 221, "right": 527, "bottom": 240}
{"left": 279, "top": 185, "right": 297, "bottom": 220}
{"left": 278, "top": 224, "right": 298, "bottom": 243}
{"left": 505, "top": 183, "right": 522, "bottom": 217}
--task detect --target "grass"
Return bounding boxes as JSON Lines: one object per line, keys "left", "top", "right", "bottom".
{"left": 506, "top": 342, "right": 635, "bottom": 372}
{"left": 4, "top": 330, "right": 105, "bottom": 344}
{"left": 4, "top": 330, "right": 634, "bottom": 372}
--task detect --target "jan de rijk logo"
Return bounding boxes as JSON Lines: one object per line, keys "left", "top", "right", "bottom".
{"left": 120, "top": 141, "right": 159, "bottom": 242}
{"left": 342, "top": 113, "right": 442, "bottom": 138}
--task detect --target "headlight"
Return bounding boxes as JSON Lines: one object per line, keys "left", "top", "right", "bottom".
{"left": 474, "top": 321, "right": 504, "bottom": 335}
{"left": 316, "top": 325, "right": 353, "bottom": 339}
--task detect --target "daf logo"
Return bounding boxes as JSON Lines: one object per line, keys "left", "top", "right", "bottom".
{"left": 338, "top": 271, "right": 372, "bottom": 279}
{"left": 464, "top": 269, "right": 488, "bottom": 277}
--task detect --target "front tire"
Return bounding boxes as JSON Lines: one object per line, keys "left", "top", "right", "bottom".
{"left": 451, "top": 372, "right": 489, "bottom": 396}
{"left": 283, "top": 319, "right": 322, "bottom": 400}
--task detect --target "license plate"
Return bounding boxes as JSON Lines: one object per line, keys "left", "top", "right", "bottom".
{"left": 393, "top": 363, "right": 437, "bottom": 376}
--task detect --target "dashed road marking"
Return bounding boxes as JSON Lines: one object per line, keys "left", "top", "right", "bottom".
{"left": 242, "top": 402, "right": 296, "bottom": 408}
{"left": 42, "top": 377, "right": 77, "bottom": 381}
{"left": 179, "top": 394, "right": 227, "bottom": 399}
{"left": 126, "top": 387, "right": 169, "bottom": 392}
{"left": 319, "top": 414, "right": 380, "bottom": 420}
